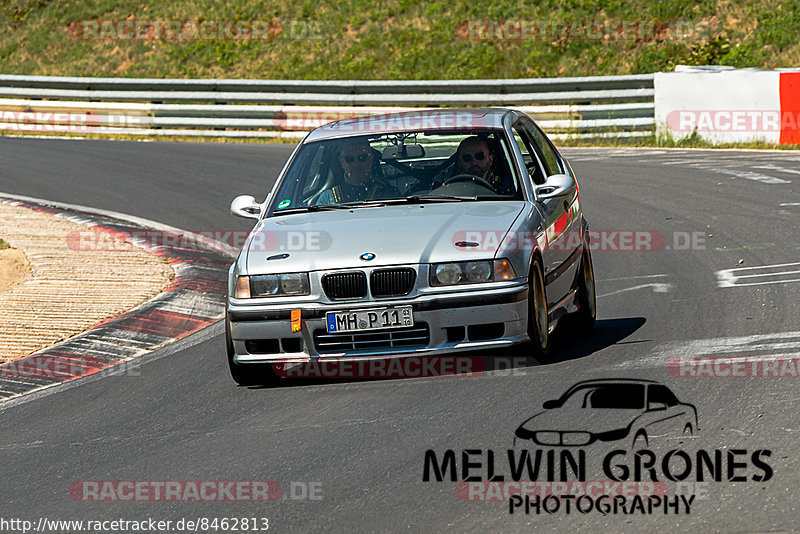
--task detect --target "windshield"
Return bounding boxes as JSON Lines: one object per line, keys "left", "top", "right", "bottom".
{"left": 268, "top": 131, "right": 522, "bottom": 215}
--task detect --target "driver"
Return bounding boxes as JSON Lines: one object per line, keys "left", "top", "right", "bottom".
{"left": 456, "top": 136, "right": 494, "bottom": 180}
{"left": 447, "top": 136, "right": 514, "bottom": 195}
{"left": 316, "top": 140, "right": 399, "bottom": 205}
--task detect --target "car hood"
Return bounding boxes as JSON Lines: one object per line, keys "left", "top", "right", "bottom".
{"left": 245, "top": 202, "right": 525, "bottom": 273}
{"left": 517, "top": 408, "right": 643, "bottom": 435}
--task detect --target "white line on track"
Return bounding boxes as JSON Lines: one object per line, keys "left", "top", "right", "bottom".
{"left": 732, "top": 269, "right": 800, "bottom": 279}
{"left": 596, "top": 282, "right": 674, "bottom": 298}
{"left": 598, "top": 274, "right": 667, "bottom": 282}
{"left": 658, "top": 160, "right": 696, "bottom": 165}
{"left": 718, "top": 278, "right": 800, "bottom": 287}
{"left": 716, "top": 261, "right": 800, "bottom": 287}
{"left": 611, "top": 331, "right": 800, "bottom": 370}
{"left": 752, "top": 165, "right": 800, "bottom": 176}
{"left": 689, "top": 164, "right": 791, "bottom": 184}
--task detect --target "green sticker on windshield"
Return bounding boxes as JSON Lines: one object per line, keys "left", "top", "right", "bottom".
{"left": 277, "top": 199, "right": 291, "bottom": 209}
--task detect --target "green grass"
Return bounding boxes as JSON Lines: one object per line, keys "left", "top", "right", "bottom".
{"left": 4, "top": 1, "right": 800, "bottom": 148}
{"left": 3, "top": 0, "right": 800, "bottom": 80}
{"left": 0, "top": 238, "right": 11, "bottom": 250}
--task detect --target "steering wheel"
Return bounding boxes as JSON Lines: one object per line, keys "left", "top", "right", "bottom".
{"left": 443, "top": 173, "right": 495, "bottom": 191}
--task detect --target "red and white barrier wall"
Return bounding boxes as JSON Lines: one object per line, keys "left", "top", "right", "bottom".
{"left": 655, "top": 68, "right": 800, "bottom": 145}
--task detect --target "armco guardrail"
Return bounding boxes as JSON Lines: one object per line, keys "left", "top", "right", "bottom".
{"left": 0, "top": 74, "right": 654, "bottom": 139}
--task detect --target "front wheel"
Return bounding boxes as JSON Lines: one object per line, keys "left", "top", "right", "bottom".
{"left": 226, "top": 311, "right": 280, "bottom": 387}
{"left": 574, "top": 245, "right": 596, "bottom": 331}
{"left": 528, "top": 257, "right": 551, "bottom": 357}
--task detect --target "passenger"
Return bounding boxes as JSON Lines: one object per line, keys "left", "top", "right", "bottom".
{"left": 316, "top": 140, "right": 399, "bottom": 205}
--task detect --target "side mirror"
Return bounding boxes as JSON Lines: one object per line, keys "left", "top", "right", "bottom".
{"left": 535, "top": 173, "right": 576, "bottom": 201}
{"left": 230, "top": 195, "right": 262, "bottom": 219}
{"left": 542, "top": 400, "right": 560, "bottom": 409}
{"left": 647, "top": 401, "right": 667, "bottom": 411}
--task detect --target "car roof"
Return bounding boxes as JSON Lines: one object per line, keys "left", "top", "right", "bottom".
{"left": 563, "top": 378, "right": 660, "bottom": 391}
{"left": 303, "top": 108, "right": 515, "bottom": 143}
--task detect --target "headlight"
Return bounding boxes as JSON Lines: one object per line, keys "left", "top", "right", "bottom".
{"left": 251, "top": 275, "right": 279, "bottom": 296}
{"left": 595, "top": 428, "right": 629, "bottom": 442}
{"left": 235, "top": 273, "right": 310, "bottom": 298}
{"left": 433, "top": 263, "right": 464, "bottom": 285}
{"left": 429, "top": 259, "right": 517, "bottom": 286}
{"left": 464, "top": 261, "right": 492, "bottom": 283}
{"left": 278, "top": 273, "right": 309, "bottom": 294}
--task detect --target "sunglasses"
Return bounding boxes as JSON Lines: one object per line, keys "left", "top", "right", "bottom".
{"left": 342, "top": 153, "right": 371, "bottom": 164}
{"left": 460, "top": 151, "right": 486, "bottom": 163}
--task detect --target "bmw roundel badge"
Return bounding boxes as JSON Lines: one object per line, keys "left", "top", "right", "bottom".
{"left": 360, "top": 252, "right": 376, "bottom": 261}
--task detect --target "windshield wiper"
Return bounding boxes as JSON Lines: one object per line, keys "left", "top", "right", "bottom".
{"left": 272, "top": 205, "right": 353, "bottom": 216}
{"left": 274, "top": 195, "right": 481, "bottom": 215}
{"left": 411, "top": 194, "right": 480, "bottom": 202}
{"left": 347, "top": 195, "right": 480, "bottom": 206}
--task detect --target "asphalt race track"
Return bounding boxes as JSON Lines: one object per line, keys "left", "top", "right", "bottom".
{"left": 1, "top": 138, "right": 799, "bottom": 532}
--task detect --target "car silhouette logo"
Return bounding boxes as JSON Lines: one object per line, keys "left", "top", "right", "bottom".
{"left": 360, "top": 252, "right": 376, "bottom": 261}
{"left": 513, "top": 378, "right": 698, "bottom": 450}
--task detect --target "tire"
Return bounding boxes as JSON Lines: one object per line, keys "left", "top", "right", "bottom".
{"left": 528, "top": 257, "right": 551, "bottom": 357}
{"left": 574, "top": 243, "right": 596, "bottom": 331}
{"left": 225, "top": 312, "right": 280, "bottom": 387}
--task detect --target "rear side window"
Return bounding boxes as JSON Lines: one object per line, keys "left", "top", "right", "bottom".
{"left": 511, "top": 125, "right": 545, "bottom": 185}
{"left": 648, "top": 385, "right": 680, "bottom": 407}
{"left": 521, "top": 118, "right": 562, "bottom": 178}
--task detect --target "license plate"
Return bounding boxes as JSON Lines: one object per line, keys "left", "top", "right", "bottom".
{"left": 326, "top": 306, "right": 413, "bottom": 333}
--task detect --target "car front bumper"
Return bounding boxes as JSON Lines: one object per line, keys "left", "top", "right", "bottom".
{"left": 227, "top": 282, "right": 530, "bottom": 364}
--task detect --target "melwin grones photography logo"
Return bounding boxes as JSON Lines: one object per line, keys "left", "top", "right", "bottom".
{"left": 422, "top": 378, "right": 773, "bottom": 517}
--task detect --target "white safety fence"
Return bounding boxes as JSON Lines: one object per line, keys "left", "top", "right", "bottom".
{"left": 0, "top": 74, "right": 655, "bottom": 139}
